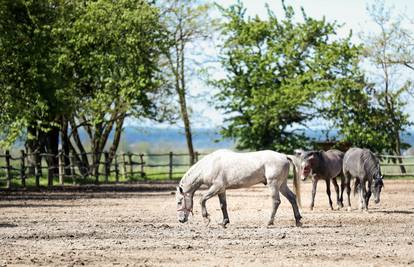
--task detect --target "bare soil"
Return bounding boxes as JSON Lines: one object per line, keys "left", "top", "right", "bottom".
{"left": 1, "top": 180, "right": 413, "bottom": 266}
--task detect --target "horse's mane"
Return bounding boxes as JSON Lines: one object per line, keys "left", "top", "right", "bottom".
{"left": 179, "top": 154, "right": 210, "bottom": 191}
{"left": 360, "top": 149, "right": 381, "bottom": 179}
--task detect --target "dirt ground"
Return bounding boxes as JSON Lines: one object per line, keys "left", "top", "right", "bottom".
{"left": 0, "top": 179, "right": 413, "bottom": 266}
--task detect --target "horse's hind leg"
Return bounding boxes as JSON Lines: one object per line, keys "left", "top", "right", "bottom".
{"left": 200, "top": 184, "right": 221, "bottom": 226}
{"left": 218, "top": 192, "right": 230, "bottom": 228}
{"left": 325, "top": 178, "right": 334, "bottom": 210}
{"left": 343, "top": 172, "right": 352, "bottom": 211}
{"left": 332, "top": 177, "right": 343, "bottom": 209}
{"left": 280, "top": 182, "right": 302, "bottom": 227}
{"left": 267, "top": 182, "right": 281, "bottom": 226}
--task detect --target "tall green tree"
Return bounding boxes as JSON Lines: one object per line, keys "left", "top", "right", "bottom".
{"left": 56, "top": 0, "right": 170, "bottom": 176}
{"left": 213, "top": 2, "right": 365, "bottom": 152}
{"left": 0, "top": 0, "right": 74, "bottom": 176}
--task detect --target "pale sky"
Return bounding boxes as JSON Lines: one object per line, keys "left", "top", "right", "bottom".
{"left": 132, "top": 0, "right": 414, "bottom": 129}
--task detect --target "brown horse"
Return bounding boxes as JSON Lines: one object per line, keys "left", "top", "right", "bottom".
{"left": 295, "top": 149, "right": 347, "bottom": 210}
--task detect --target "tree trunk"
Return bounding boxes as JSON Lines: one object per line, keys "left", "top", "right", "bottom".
{"left": 60, "top": 117, "right": 72, "bottom": 175}
{"left": 108, "top": 114, "right": 125, "bottom": 166}
{"left": 25, "top": 126, "right": 39, "bottom": 176}
{"left": 177, "top": 27, "right": 195, "bottom": 165}
{"left": 45, "top": 126, "right": 60, "bottom": 177}
{"left": 394, "top": 133, "right": 406, "bottom": 174}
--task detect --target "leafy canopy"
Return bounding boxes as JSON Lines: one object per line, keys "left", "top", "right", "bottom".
{"left": 213, "top": 1, "right": 365, "bottom": 152}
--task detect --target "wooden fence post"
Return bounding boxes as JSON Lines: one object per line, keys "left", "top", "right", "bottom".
{"left": 140, "top": 153, "right": 145, "bottom": 180}
{"left": 5, "top": 150, "right": 11, "bottom": 189}
{"left": 58, "top": 149, "right": 64, "bottom": 185}
{"left": 104, "top": 151, "right": 109, "bottom": 183}
{"left": 35, "top": 151, "right": 40, "bottom": 187}
{"left": 20, "top": 150, "right": 26, "bottom": 187}
{"left": 114, "top": 155, "right": 119, "bottom": 183}
{"left": 169, "top": 152, "right": 173, "bottom": 180}
{"left": 128, "top": 153, "right": 133, "bottom": 180}
{"left": 195, "top": 151, "right": 199, "bottom": 163}
{"left": 122, "top": 154, "right": 127, "bottom": 180}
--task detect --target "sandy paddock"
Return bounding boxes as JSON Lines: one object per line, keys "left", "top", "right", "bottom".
{"left": 0, "top": 179, "right": 413, "bottom": 266}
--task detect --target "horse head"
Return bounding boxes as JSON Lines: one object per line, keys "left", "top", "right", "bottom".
{"left": 372, "top": 174, "right": 384, "bottom": 204}
{"left": 175, "top": 186, "right": 193, "bottom": 223}
{"left": 300, "top": 151, "right": 321, "bottom": 181}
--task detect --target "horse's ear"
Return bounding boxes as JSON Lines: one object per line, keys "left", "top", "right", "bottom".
{"left": 179, "top": 186, "right": 184, "bottom": 194}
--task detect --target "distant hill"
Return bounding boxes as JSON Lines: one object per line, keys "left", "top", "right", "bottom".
{"left": 11, "top": 126, "right": 414, "bottom": 152}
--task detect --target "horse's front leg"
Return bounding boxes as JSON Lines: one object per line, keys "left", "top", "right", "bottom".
{"left": 310, "top": 178, "right": 318, "bottom": 211}
{"left": 200, "top": 184, "right": 221, "bottom": 226}
{"left": 325, "top": 178, "right": 333, "bottom": 210}
{"left": 218, "top": 192, "right": 230, "bottom": 228}
{"left": 267, "top": 182, "right": 281, "bottom": 226}
{"left": 365, "top": 180, "right": 372, "bottom": 209}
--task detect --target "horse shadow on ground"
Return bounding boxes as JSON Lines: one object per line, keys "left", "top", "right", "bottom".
{"left": 0, "top": 203, "right": 81, "bottom": 208}
{"left": 373, "top": 210, "right": 414, "bottom": 215}
{"left": 0, "top": 223, "right": 18, "bottom": 228}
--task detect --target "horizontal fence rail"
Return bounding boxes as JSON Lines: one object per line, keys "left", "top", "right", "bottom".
{"left": 0, "top": 150, "right": 205, "bottom": 189}
{"left": 0, "top": 150, "right": 413, "bottom": 189}
{"left": 378, "top": 154, "right": 414, "bottom": 177}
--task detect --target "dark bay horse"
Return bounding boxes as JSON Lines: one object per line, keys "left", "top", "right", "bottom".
{"left": 297, "top": 149, "right": 347, "bottom": 210}
{"left": 343, "top": 147, "right": 384, "bottom": 211}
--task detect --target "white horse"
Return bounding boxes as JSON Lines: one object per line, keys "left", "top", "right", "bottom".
{"left": 175, "top": 149, "right": 302, "bottom": 227}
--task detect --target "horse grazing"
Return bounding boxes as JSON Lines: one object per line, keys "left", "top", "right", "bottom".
{"left": 343, "top": 147, "right": 384, "bottom": 211}
{"left": 175, "top": 149, "right": 302, "bottom": 227}
{"left": 296, "top": 149, "right": 346, "bottom": 210}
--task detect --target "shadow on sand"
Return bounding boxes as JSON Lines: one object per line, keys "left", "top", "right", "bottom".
{"left": 0, "top": 223, "right": 18, "bottom": 228}
{"left": 374, "top": 210, "right": 414, "bottom": 215}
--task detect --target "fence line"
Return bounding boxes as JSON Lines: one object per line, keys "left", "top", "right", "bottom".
{"left": 0, "top": 150, "right": 204, "bottom": 189}
{"left": 1, "top": 150, "right": 413, "bottom": 189}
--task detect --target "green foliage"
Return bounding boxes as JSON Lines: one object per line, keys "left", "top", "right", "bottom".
{"left": 56, "top": 0, "right": 169, "bottom": 123}
{"left": 0, "top": 0, "right": 172, "bottom": 149}
{"left": 0, "top": 0, "right": 67, "bottom": 147}
{"left": 213, "top": 2, "right": 365, "bottom": 152}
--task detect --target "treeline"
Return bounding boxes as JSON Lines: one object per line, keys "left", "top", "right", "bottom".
{"left": 0, "top": 0, "right": 413, "bottom": 177}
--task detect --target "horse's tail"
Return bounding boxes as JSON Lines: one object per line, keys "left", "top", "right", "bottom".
{"left": 287, "top": 155, "right": 301, "bottom": 208}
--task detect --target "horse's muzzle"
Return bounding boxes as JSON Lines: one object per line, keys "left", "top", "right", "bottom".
{"left": 179, "top": 218, "right": 187, "bottom": 223}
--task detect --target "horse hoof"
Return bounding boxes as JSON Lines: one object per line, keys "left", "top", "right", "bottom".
{"left": 347, "top": 207, "right": 352, "bottom": 212}
{"left": 203, "top": 217, "right": 211, "bottom": 226}
{"left": 267, "top": 221, "right": 274, "bottom": 227}
{"left": 218, "top": 222, "right": 227, "bottom": 228}
{"left": 295, "top": 221, "right": 303, "bottom": 227}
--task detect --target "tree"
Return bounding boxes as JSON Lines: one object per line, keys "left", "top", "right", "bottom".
{"left": 213, "top": 2, "right": 365, "bottom": 153}
{"left": 0, "top": 0, "right": 75, "bottom": 176}
{"left": 160, "top": 0, "right": 217, "bottom": 164}
{"left": 361, "top": 1, "right": 413, "bottom": 171}
{"left": 56, "top": 0, "right": 170, "bottom": 176}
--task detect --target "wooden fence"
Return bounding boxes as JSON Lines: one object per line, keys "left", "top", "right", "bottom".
{"left": 1, "top": 150, "right": 413, "bottom": 189}
{"left": 379, "top": 154, "right": 414, "bottom": 176}
{"left": 0, "top": 150, "right": 204, "bottom": 189}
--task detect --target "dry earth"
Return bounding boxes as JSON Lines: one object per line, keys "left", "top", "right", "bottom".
{"left": 0, "top": 180, "right": 413, "bottom": 266}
